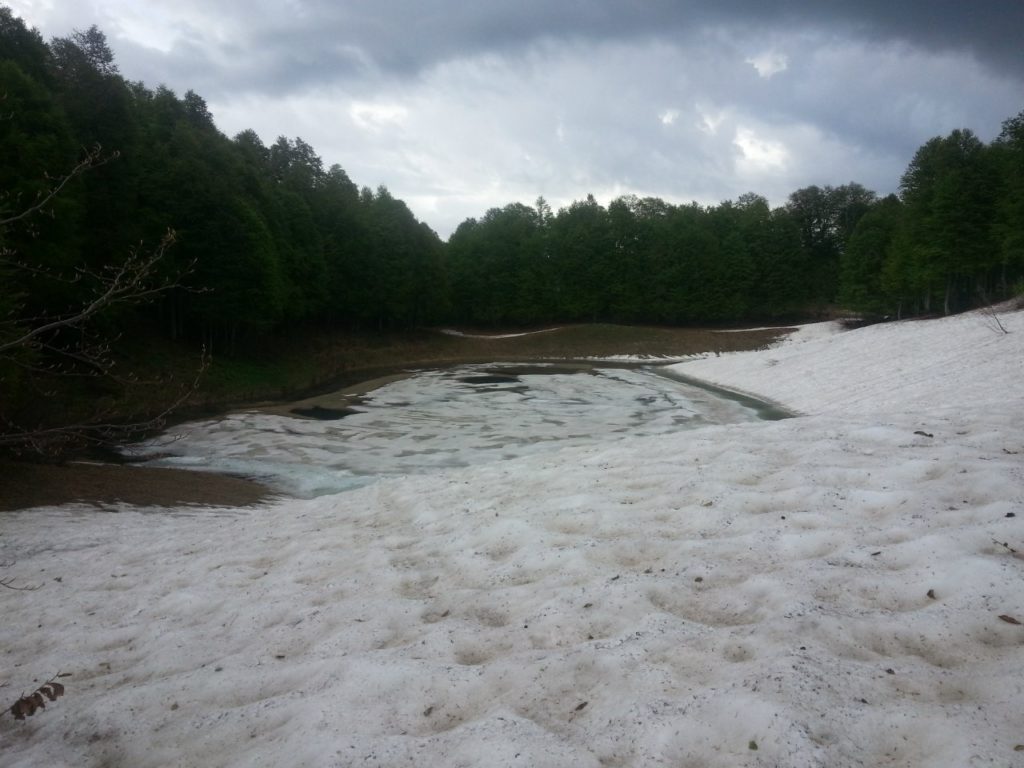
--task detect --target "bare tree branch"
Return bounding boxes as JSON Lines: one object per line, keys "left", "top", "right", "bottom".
{"left": 1, "top": 147, "right": 207, "bottom": 459}
{"left": 0, "top": 347, "right": 209, "bottom": 456}
{"left": 0, "top": 144, "right": 114, "bottom": 228}
{"left": 977, "top": 289, "right": 1012, "bottom": 335}
{"left": 0, "top": 577, "right": 41, "bottom": 591}
{"left": 0, "top": 229, "right": 178, "bottom": 356}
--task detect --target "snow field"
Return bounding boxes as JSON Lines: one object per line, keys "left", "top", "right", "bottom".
{"left": 674, "top": 308, "right": 1023, "bottom": 416}
{"left": 2, "top": 307, "right": 1023, "bottom": 767}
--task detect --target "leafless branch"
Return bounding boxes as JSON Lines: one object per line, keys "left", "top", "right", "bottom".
{"left": 0, "top": 230, "right": 178, "bottom": 356}
{"left": 0, "top": 144, "right": 114, "bottom": 228}
{"left": 0, "top": 348, "right": 209, "bottom": 457}
{"left": 0, "top": 577, "right": 41, "bottom": 591}
{"left": 1, "top": 144, "right": 206, "bottom": 458}
{"left": 980, "top": 305, "right": 1009, "bottom": 334}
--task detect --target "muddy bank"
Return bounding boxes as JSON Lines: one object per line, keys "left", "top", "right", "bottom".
{"left": 0, "top": 461, "right": 274, "bottom": 512}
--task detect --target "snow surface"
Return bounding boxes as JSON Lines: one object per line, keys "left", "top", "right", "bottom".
{"left": 2, "top": 307, "right": 1023, "bottom": 767}
{"left": 673, "top": 312, "right": 1018, "bottom": 416}
{"left": 440, "top": 328, "right": 562, "bottom": 339}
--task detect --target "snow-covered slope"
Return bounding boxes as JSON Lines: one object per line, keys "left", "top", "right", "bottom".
{"left": 676, "top": 307, "right": 1023, "bottom": 416}
{"left": 2, "top": 308, "right": 1022, "bottom": 767}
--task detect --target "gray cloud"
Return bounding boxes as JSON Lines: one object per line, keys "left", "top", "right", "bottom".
{"left": 37, "top": 1, "right": 1020, "bottom": 99}
{"left": 229, "top": 1, "right": 1024, "bottom": 86}
{"left": 7, "top": 1, "right": 1022, "bottom": 238}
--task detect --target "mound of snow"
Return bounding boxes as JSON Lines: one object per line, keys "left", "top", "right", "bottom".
{"left": 674, "top": 308, "right": 1024, "bottom": 416}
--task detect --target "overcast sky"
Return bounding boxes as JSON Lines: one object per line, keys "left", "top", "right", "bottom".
{"left": 9, "top": 1, "right": 1023, "bottom": 238}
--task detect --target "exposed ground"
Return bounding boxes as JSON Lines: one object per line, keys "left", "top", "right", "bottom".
{"left": 0, "top": 461, "right": 274, "bottom": 512}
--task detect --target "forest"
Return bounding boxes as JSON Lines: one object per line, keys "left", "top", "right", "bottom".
{"left": 1, "top": 8, "right": 1022, "bottom": 450}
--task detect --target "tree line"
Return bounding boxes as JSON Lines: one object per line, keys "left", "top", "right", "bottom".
{"left": 0, "top": 10, "right": 447, "bottom": 359}
{"left": 449, "top": 125, "right": 1024, "bottom": 325}
{"left": 2, "top": 6, "right": 1022, "bottom": 360}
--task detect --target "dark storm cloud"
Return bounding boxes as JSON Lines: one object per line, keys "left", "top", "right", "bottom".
{"left": 100, "top": 0, "right": 1022, "bottom": 99}
{"left": 21, "top": 2, "right": 1024, "bottom": 97}
{"left": 242, "top": 1, "right": 1022, "bottom": 85}
{"left": 798, "top": 1, "right": 1024, "bottom": 75}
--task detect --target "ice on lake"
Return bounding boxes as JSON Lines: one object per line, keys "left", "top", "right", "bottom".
{"left": 132, "top": 363, "right": 771, "bottom": 497}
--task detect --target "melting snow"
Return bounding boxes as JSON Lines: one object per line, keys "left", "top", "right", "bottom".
{"left": 129, "top": 364, "right": 763, "bottom": 498}
{"left": 439, "top": 328, "right": 562, "bottom": 339}
{"left": 2, "top": 307, "right": 1023, "bottom": 767}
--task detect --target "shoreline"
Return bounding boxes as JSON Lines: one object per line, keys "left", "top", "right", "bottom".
{"left": 0, "top": 460, "right": 275, "bottom": 512}
{"left": 2, "top": 324, "right": 791, "bottom": 512}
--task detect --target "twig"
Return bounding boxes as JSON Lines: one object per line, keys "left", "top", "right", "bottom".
{"left": 0, "top": 145, "right": 114, "bottom": 228}
{"left": 0, "top": 577, "right": 41, "bottom": 591}
{"left": 0, "top": 230, "right": 179, "bottom": 356}
{"left": 3, "top": 674, "right": 70, "bottom": 721}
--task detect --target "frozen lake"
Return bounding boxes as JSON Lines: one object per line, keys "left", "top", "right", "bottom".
{"left": 132, "top": 362, "right": 782, "bottom": 497}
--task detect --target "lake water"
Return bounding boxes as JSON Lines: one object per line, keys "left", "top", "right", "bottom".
{"left": 131, "top": 362, "right": 783, "bottom": 498}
